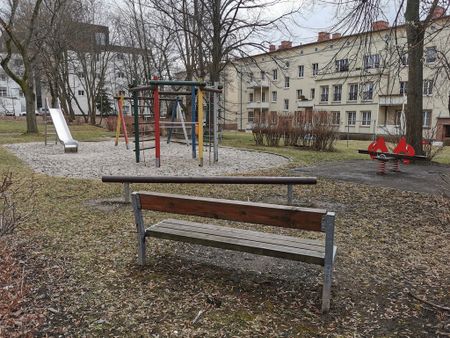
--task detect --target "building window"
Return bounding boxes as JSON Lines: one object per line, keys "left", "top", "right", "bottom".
{"left": 312, "top": 63, "right": 319, "bottom": 75}
{"left": 320, "top": 86, "right": 329, "bottom": 102}
{"left": 362, "top": 82, "right": 374, "bottom": 101}
{"left": 347, "top": 111, "right": 356, "bottom": 126}
{"left": 348, "top": 83, "right": 358, "bottom": 101}
{"left": 310, "top": 88, "right": 315, "bottom": 99}
{"left": 296, "top": 89, "right": 303, "bottom": 100}
{"left": 298, "top": 65, "right": 304, "bottom": 77}
{"left": 284, "top": 76, "right": 290, "bottom": 88}
{"left": 0, "top": 72, "right": 6, "bottom": 81}
{"left": 78, "top": 90, "right": 85, "bottom": 96}
{"left": 271, "top": 91, "right": 277, "bottom": 102}
{"left": 335, "top": 59, "right": 349, "bottom": 72}
{"left": 400, "top": 81, "right": 408, "bottom": 95}
{"left": 269, "top": 111, "right": 277, "bottom": 125}
{"left": 260, "top": 71, "right": 266, "bottom": 80}
{"left": 272, "top": 69, "right": 277, "bottom": 80}
{"left": 19, "top": 90, "right": 24, "bottom": 97}
{"left": 361, "top": 111, "right": 371, "bottom": 126}
{"left": 401, "top": 53, "right": 408, "bottom": 66}
{"left": 262, "top": 92, "right": 266, "bottom": 102}
{"left": 249, "top": 72, "right": 254, "bottom": 82}
{"left": 425, "top": 47, "right": 437, "bottom": 63}
{"left": 116, "top": 72, "right": 125, "bottom": 78}
{"left": 249, "top": 92, "right": 254, "bottom": 102}
{"left": 423, "top": 110, "right": 431, "bottom": 127}
{"left": 14, "top": 59, "right": 23, "bottom": 67}
{"left": 0, "top": 87, "right": 7, "bottom": 97}
{"left": 248, "top": 111, "right": 254, "bottom": 123}
{"left": 423, "top": 80, "right": 433, "bottom": 95}
{"left": 283, "top": 99, "right": 289, "bottom": 111}
{"left": 116, "top": 53, "right": 124, "bottom": 60}
{"left": 363, "top": 54, "right": 380, "bottom": 69}
{"left": 333, "top": 85, "right": 342, "bottom": 102}
{"left": 332, "top": 111, "right": 340, "bottom": 125}
{"left": 95, "top": 32, "right": 106, "bottom": 45}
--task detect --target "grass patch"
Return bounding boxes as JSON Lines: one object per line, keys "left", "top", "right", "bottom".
{"left": 221, "top": 131, "right": 450, "bottom": 165}
{"left": 0, "top": 118, "right": 113, "bottom": 145}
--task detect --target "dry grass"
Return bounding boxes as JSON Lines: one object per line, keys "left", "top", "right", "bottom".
{"left": 0, "top": 129, "right": 449, "bottom": 336}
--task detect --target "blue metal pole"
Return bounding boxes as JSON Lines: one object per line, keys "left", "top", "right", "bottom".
{"left": 191, "top": 86, "right": 197, "bottom": 159}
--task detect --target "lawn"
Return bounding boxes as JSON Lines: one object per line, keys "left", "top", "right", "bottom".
{"left": 221, "top": 131, "right": 450, "bottom": 165}
{"left": 0, "top": 118, "right": 113, "bottom": 145}
{"left": 0, "top": 124, "right": 449, "bottom": 337}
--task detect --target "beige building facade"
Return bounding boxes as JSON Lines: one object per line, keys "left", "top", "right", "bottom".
{"left": 223, "top": 13, "right": 450, "bottom": 142}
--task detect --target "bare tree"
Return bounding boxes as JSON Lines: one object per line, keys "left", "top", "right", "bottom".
{"left": 0, "top": 0, "right": 45, "bottom": 133}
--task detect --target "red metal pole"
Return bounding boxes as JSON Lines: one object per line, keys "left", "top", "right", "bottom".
{"left": 152, "top": 76, "right": 161, "bottom": 167}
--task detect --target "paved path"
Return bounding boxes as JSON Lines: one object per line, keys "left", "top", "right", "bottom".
{"left": 292, "top": 160, "right": 450, "bottom": 195}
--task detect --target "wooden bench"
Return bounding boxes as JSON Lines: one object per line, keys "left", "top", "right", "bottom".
{"left": 131, "top": 191, "right": 337, "bottom": 313}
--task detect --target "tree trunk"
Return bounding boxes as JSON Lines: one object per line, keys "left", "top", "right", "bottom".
{"left": 405, "top": 0, "right": 424, "bottom": 155}
{"left": 24, "top": 89, "right": 38, "bottom": 133}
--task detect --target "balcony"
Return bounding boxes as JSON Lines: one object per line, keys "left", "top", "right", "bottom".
{"left": 247, "top": 79, "right": 270, "bottom": 89}
{"left": 297, "top": 99, "right": 314, "bottom": 108}
{"left": 247, "top": 101, "right": 270, "bottom": 109}
{"left": 379, "top": 95, "right": 407, "bottom": 106}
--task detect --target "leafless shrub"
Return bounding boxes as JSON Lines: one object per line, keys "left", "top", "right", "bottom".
{"left": 251, "top": 111, "right": 338, "bottom": 150}
{"left": 263, "top": 125, "right": 283, "bottom": 147}
{"left": 252, "top": 124, "right": 265, "bottom": 145}
{"left": 0, "top": 172, "right": 37, "bottom": 237}
{"left": 423, "top": 123, "right": 444, "bottom": 161}
{"left": 311, "top": 111, "right": 339, "bottom": 151}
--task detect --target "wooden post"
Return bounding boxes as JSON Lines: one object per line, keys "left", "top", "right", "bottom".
{"left": 198, "top": 88, "right": 204, "bottom": 167}
{"left": 131, "top": 193, "right": 146, "bottom": 265}
{"left": 152, "top": 76, "right": 161, "bottom": 167}
{"left": 321, "top": 212, "right": 335, "bottom": 313}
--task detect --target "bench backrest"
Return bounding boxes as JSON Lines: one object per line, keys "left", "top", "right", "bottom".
{"left": 134, "top": 191, "right": 327, "bottom": 232}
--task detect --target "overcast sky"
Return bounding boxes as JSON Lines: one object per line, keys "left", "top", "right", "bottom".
{"left": 271, "top": 0, "right": 403, "bottom": 45}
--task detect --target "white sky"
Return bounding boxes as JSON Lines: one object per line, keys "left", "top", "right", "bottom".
{"left": 269, "top": 0, "right": 403, "bottom": 45}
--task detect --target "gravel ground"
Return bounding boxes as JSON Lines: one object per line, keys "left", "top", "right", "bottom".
{"left": 5, "top": 141, "right": 289, "bottom": 179}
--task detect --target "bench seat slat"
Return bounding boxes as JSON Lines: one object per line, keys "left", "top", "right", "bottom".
{"left": 155, "top": 218, "right": 326, "bottom": 253}
{"left": 146, "top": 219, "right": 327, "bottom": 265}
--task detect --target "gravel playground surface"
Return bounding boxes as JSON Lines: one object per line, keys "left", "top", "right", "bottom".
{"left": 5, "top": 141, "right": 289, "bottom": 178}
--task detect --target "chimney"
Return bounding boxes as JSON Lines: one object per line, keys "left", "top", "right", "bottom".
{"left": 269, "top": 44, "right": 276, "bottom": 52}
{"left": 317, "top": 32, "right": 330, "bottom": 42}
{"left": 372, "top": 20, "right": 389, "bottom": 31}
{"left": 332, "top": 33, "right": 342, "bottom": 39}
{"left": 432, "top": 6, "right": 446, "bottom": 19}
{"left": 278, "top": 41, "right": 293, "bottom": 50}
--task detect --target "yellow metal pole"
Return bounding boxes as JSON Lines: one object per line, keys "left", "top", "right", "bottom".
{"left": 198, "top": 88, "right": 204, "bottom": 167}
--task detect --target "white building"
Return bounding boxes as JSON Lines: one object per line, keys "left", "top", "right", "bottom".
{"left": 223, "top": 8, "right": 450, "bottom": 142}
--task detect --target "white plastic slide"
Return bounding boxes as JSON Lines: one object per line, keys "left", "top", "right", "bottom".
{"left": 49, "top": 108, "right": 79, "bottom": 152}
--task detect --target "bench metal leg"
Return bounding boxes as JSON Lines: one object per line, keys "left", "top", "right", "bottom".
{"left": 123, "top": 182, "right": 131, "bottom": 203}
{"left": 321, "top": 212, "right": 335, "bottom": 313}
{"left": 287, "top": 184, "right": 293, "bottom": 205}
{"left": 132, "top": 193, "right": 146, "bottom": 265}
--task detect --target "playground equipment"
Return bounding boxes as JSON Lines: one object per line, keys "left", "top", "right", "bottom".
{"left": 358, "top": 136, "right": 426, "bottom": 174}
{"left": 128, "top": 79, "right": 222, "bottom": 167}
{"left": 114, "top": 95, "right": 130, "bottom": 149}
{"left": 44, "top": 99, "right": 78, "bottom": 153}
